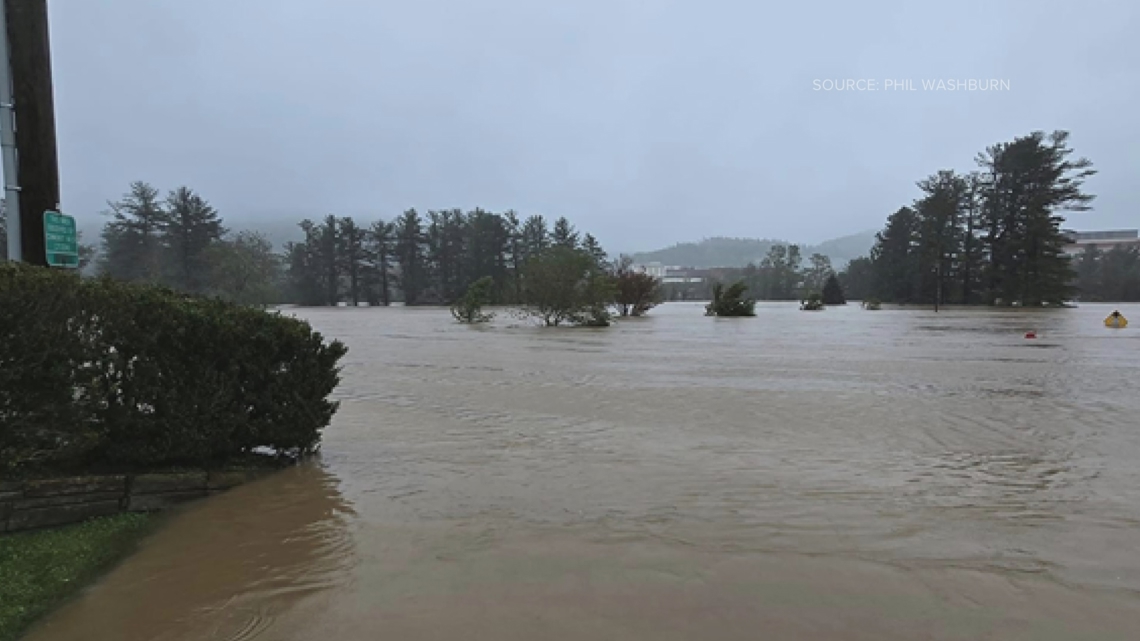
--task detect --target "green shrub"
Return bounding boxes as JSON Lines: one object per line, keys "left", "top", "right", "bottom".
{"left": 800, "top": 292, "right": 824, "bottom": 310}
{"left": 451, "top": 276, "right": 495, "bottom": 323}
{"left": 863, "top": 297, "right": 882, "bottom": 310}
{"left": 0, "top": 263, "right": 347, "bottom": 475}
{"left": 705, "top": 281, "right": 756, "bottom": 317}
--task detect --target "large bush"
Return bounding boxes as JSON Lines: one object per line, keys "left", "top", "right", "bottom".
{"left": 0, "top": 264, "right": 347, "bottom": 476}
{"left": 520, "top": 247, "right": 614, "bottom": 327}
{"left": 705, "top": 281, "right": 756, "bottom": 317}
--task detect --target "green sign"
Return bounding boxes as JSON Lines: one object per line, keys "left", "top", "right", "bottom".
{"left": 43, "top": 210, "right": 79, "bottom": 268}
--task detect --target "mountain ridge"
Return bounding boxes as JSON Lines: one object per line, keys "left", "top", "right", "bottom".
{"left": 627, "top": 230, "right": 877, "bottom": 268}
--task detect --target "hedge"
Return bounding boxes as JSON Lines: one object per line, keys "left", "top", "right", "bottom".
{"left": 0, "top": 264, "right": 347, "bottom": 476}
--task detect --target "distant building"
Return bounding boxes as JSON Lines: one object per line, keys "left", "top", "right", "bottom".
{"left": 634, "top": 261, "right": 704, "bottom": 284}
{"left": 1062, "top": 229, "right": 1140, "bottom": 256}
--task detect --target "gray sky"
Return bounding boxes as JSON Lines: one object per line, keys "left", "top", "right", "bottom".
{"left": 44, "top": 0, "right": 1140, "bottom": 252}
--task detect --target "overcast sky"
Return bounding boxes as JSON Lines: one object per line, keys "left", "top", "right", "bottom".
{"left": 40, "top": 0, "right": 1140, "bottom": 252}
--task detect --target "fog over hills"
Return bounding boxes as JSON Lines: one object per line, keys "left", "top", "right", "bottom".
{"left": 629, "top": 230, "right": 877, "bottom": 268}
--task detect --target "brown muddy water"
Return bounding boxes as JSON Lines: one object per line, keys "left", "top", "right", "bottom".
{"left": 26, "top": 302, "right": 1140, "bottom": 640}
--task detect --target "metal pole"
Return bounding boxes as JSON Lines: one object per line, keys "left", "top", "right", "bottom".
{"left": 0, "top": 0, "right": 21, "bottom": 261}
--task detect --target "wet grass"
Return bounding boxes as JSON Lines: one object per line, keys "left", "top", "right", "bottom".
{"left": 0, "top": 513, "right": 155, "bottom": 641}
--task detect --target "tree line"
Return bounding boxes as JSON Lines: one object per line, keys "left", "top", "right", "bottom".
{"left": 281, "top": 207, "right": 607, "bottom": 307}
{"left": 86, "top": 181, "right": 668, "bottom": 320}
{"left": 836, "top": 130, "right": 1102, "bottom": 306}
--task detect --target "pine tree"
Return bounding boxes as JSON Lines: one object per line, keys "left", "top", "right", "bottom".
{"left": 337, "top": 217, "right": 368, "bottom": 306}
{"left": 99, "top": 181, "right": 167, "bottom": 283}
{"left": 394, "top": 209, "right": 427, "bottom": 304}
{"left": 551, "top": 217, "right": 579, "bottom": 249}
{"left": 822, "top": 273, "right": 846, "bottom": 305}
{"left": 581, "top": 233, "right": 607, "bottom": 271}
{"left": 521, "top": 214, "right": 549, "bottom": 259}
{"left": 163, "top": 186, "right": 226, "bottom": 293}
{"left": 976, "top": 131, "right": 1094, "bottom": 305}
{"left": 367, "top": 219, "right": 394, "bottom": 306}
{"left": 503, "top": 210, "right": 525, "bottom": 304}
{"left": 284, "top": 221, "right": 323, "bottom": 306}
{"left": 870, "top": 207, "right": 921, "bottom": 303}
{"left": 914, "top": 170, "right": 966, "bottom": 307}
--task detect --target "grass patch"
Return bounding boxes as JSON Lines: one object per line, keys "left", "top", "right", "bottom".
{"left": 0, "top": 513, "right": 155, "bottom": 641}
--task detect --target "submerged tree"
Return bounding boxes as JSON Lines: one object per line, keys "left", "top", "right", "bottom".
{"left": 451, "top": 275, "right": 495, "bottom": 323}
{"left": 520, "top": 246, "right": 613, "bottom": 327}
{"left": 800, "top": 291, "right": 824, "bottom": 311}
{"left": 705, "top": 281, "right": 756, "bottom": 317}
{"left": 822, "top": 273, "right": 846, "bottom": 305}
{"left": 612, "top": 255, "right": 664, "bottom": 317}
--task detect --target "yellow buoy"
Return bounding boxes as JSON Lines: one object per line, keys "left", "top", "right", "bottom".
{"left": 1105, "top": 312, "right": 1128, "bottom": 328}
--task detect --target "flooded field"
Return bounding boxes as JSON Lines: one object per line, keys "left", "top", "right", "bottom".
{"left": 27, "top": 302, "right": 1140, "bottom": 640}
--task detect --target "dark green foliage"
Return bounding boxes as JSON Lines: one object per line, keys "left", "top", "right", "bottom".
{"left": 366, "top": 220, "right": 394, "bottom": 306}
{"left": 837, "top": 256, "right": 873, "bottom": 301}
{"left": 861, "top": 130, "right": 1095, "bottom": 306}
{"left": 705, "top": 281, "right": 756, "bottom": 317}
{"left": 337, "top": 217, "right": 368, "bottom": 306}
{"left": 0, "top": 263, "right": 346, "bottom": 476}
{"left": 551, "top": 217, "right": 579, "bottom": 249}
{"left": 822, "top": 274, "right": 846, "bottom": 305}
{"left": 520, "top": 247, "right": 614, "bottom": 327}
{"left": 802, "top": 253, "right": 833, "bottom": 295}
{"left": 0, "top": 513, "right": 154, "bottom": 641}
{"left": 162, "top": 186, "right": 226, "bottom": 294}
{"left": 451, "top": 276, "right": 495, "bottom": 323}
{"left": 800, "top": 291, "right": 824, "bottom": 310}
{"left": 203, "top": 231, "right": 280, "bottom": 307}
{"left": 612, "top": 255, "right": 664, "bottom": 317}
{"left": 1077, "top": 245, "right": 1140, "bottom": 301}
{"left": 98, "top": 181, "right": 166, "bottom": 284}
{"left": 394, "top": 209, "right": 427, "bottom": 305}
{"left": 582, "top": 233, "right": 608, "bottom": 270}
{"left": 863, "top": 297, "right": 882, "bottom": 310}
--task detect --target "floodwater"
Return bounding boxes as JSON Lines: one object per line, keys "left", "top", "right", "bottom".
{"left": 26, "top": 302, "right": 1140, "bottom": 640}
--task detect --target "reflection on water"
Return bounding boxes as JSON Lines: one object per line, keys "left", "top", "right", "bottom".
{"left": 29, "top": 302, "right": 1140, "bottom": 640}
{"left": 25, "top": 464, "right": 355, "bottom": 641}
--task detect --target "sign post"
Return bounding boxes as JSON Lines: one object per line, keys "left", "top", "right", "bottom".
{"left": 43, "top": 210, "right": 77, "bottom": 268}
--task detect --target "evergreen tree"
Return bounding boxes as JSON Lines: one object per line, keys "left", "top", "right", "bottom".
{"left": 551, "top": 216, "right": 579, "bottom": 249}
{"left": 837, "top": 257, "right": 874, "bottom": 301}
{"left": 503, "top": 210, "right": 525, "bottom": 304}
{"left": 822, "top": 273, "right": 846, "bottom": 305}
{"left": 99, "top": 181, "right": 167, "bottom": 283}
{"left": 870, "top": 206, "right": 920, "bottom": 303}
{"left": 163, "top": 186, "right": 226, "bottom": 293}
{"left": 337, "top": 217, "right": 368, "bottom": 305}
{"left": 914, "top": 170, "right": 966, "bottom": 307}
{"left": 521, "top": 214, "right": 550, "bottom": 258}
{"left": 394, "top": 209, "right": 427, "bottom": 304}
{"left": 367, "top": 219, "right": 394, "bottom": 306}
{"left": 976, "top": 131, "right": 1094, "bottom": 305}
{"left": 464, "top": 208, "right": 510, "bottom": 300}
{"left": 284, "top": 223, "right": 323, "bottom": 306}
{"left": 582, "top": 233, "right": 607, "bottom": 271}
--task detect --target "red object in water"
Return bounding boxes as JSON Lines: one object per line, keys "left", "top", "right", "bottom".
{"left": 1025, "top": 331, "right": 1037, "bottom": 339}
